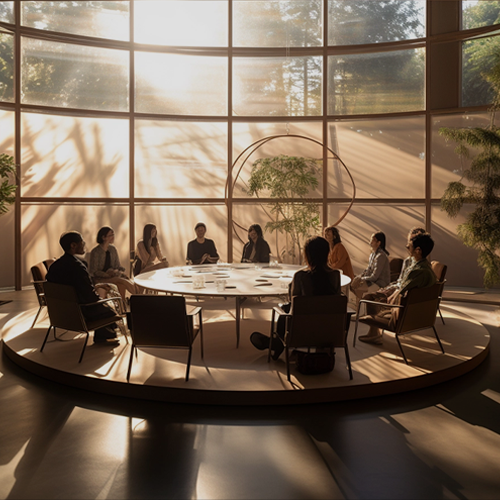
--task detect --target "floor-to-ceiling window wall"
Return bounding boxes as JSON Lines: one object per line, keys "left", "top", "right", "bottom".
{"left": 0, "top": 0, "right": 499, "bottom": 289}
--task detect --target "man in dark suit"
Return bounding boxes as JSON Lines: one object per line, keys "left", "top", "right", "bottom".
{"left": 46, "top": 231, "right": 119, "bottom": 345}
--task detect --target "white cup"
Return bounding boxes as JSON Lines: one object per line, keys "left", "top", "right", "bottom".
{"left": 215, "top": 278, "right": 226, "bottom": 292}
{"left": 193, "top": 275, "right": 205, "bottom": 289}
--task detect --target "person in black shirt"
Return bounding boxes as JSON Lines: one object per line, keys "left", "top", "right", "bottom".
{"left": 46, "top": 231, "right": 119, "bottom": 345}
{"left": 186, "top": 222, "right": 219, "bottom": 265}
{"left": 241, "top": 224, "right": 271, "bottom": 263}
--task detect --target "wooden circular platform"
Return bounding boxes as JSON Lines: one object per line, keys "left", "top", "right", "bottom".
{"left": 1, "top": 297, "right": 490, "bottom": 405}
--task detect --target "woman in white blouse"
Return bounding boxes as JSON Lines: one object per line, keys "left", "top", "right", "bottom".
{"left": 89, "top": 226, "right": 138, "bottom": 299}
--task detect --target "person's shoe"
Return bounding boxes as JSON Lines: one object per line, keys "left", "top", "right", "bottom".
{"left": 358, "top": 334, "right": 383, "bottom": 345}
{"left": 250, "top": 332, "right": 270, "bottom": 350}
{"left": 271, "top": 339, "right": 285, "bottom": 360}
{"left": 94, "top": 338, "right": 120, "bottom": 346}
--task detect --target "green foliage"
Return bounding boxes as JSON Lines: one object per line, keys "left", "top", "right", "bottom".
{"left": 439, "top": 59, "right": 500, "bottom": 287}
{"left": 462, "top": 2, "right": 500, "bottom": 106}
{"left": 0, "top": 153, "right": 17, "bottom": 216}
{"left": 246, "top": 155, "right": 321, "bottom": 263}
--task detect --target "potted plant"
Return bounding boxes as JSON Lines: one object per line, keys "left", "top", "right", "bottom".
{"left": 246, "top": 154, "right": 321, "bottom": 264}
{"left": 439, "top": 60, "right": 500, "bottom": 287}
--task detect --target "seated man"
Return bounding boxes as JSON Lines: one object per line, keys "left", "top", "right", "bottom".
{"left": 359, "top": 226, "right": 426, "bottom": 316}
{"left": 186, "top": 222, "right": 219, "bottom": 265}
{"left": 359, "top": 232, "right": 437, "bottom": 345}
{"left": 46, "top": 231, "right": 120, "bottom": 345}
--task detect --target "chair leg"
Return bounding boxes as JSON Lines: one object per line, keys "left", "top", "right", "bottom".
{"left": 186, "top": 346, "right": 192, "bottom": 381}
{"left": 285, "top": 346, "right": 291, "bottom": 383}
{"left": 433, "top": 326, "right": 445, "bottom": 353}
{"left": 268, "top": 309, "right": 276, "bottom": 363}
{"left": 31, "top": 306, "right": 44, "bottom": 328}
{"left": 127, "top": 345, "right": 135, "bottom": 382}
{"left": 353, "top": 318, "right": 360, "bottom": 347}
{"left": 40, "top": 325, "right": 53, "bottom": 352}
{"left": 78, "top": 332, "right": 90, "bottom": 363}
{"left": 344, "top": 345, "right": 353, "bottom": 380}
{"left": 438, "top": 307, "right": 445, "bottom": 325}
{"left": 395, "top": 334, "right": 409, "bottom": 364}
{"left": 199, "top": 310, "right": 204, "bottom": 359}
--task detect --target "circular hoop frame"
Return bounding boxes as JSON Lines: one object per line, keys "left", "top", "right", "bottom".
{"left": 226, "top": 134, "right": 356, "bottom": 245}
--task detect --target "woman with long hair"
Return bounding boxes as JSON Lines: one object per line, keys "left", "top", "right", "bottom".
{"left": 250, "top": 236, "right": 342, "bottom": 359}
{"left": 241, "top": 223, "right": 271, "bottom": 263}
{"left": 89, "top": 226, "right": 139, "bottom": 299}
{"left": 350, "top": 231, "right": 391, "bottom": 310}
{"left": 134, "top": 223, "right": 169, "bottom": 275}
{"left": 324, "top": 225, "right": 354, "bottom": 280}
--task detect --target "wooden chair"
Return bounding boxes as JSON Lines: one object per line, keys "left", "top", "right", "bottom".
{"left": 30, "top": 262, "right": 49, "bottom": 328}
{"left": 431, "top": 261, "right": 448, "bottom": 324}
{"left": 268, "top": 294, "right": 353, "bottom": 382}
{"left": 389, "top": 257, "right": 404, "bottom": 282}
{"left": 353, "top": 282, "right": 445, "bottom": 364}
{"left": 40, "top": 282, "right": 124, "bottom": 363}
{"left": 127, "top": 295, "right": 203, "bottom": 382}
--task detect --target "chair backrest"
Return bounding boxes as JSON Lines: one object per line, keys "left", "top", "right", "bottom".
{"left": 43, "top": 282, "right": 88, "bottom": 333}
{"left": 287, "top": 295, "right": 348, "bottom": 349}
{"left": 43, "top": 258, "right": 55, "bottom": 271}
{"left": 389, "top": 257, "right": 404, "bottom": 282}
{"left": 431, "top": 261, "right": 447, "bottom": 282}
{"left": 30, "top": 262, "right": 48, "bottom": 306}
{"left": 395, "top": 283, "right": 441, "bottom": 334}
{"left": 129, "top": 295, "right": 192, "bottom": 348}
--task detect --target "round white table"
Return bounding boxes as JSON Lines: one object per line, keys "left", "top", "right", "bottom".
{"left": 134, "top": 263, "right": 351, "bottom": 347}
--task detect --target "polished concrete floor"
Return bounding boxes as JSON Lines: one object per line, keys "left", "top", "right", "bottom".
{"left": 0, "top": 289, "right": 499, "bottom": 499}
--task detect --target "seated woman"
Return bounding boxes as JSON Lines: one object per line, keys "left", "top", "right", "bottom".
{"left": 241, "top": 224, "right": 271, "bottom": 263}
{"left": 350, "top": 231, "right": 391, "bottom": 309}
{"left": 89, "top": 226, "right": 139, "bottom": 300}
{"left": 324, "top": 225, "right": 354, "bottom": 280}
{"left": 250, "top": 236, "right": 342, "bottom": 359}
{"left": 134, "top": 223, "right": 169, "bottom": 275}
{"left": 186, "top": 222, "right": 219, "bottom": 265}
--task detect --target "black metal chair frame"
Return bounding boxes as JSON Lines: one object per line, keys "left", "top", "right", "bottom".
{"left": 268, "top": 295, "right": 353, "bottom": 383}
{"left": 353, "top": 283, "right": 445, "bottom": 364}
{"left": 127, "top": 295, "right": 204, "bottom": 382}
{"left": 40, "top": 282, "right": 125, "bottom": 363}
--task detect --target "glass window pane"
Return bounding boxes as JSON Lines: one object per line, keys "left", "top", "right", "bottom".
{"left": 134, "top": 1, "right": 227, "bottom": 47}
{"left": 135, "top": 120, "right": 227, "bottom": 198}
{"left": 328, "top": 48, "right": 425, "bottom": 115}
{"left": 21, "top": 112, "right": 129, "bottom": 198}
{"left": 233, "top": 0, "right": 322, "bottom": 47}
{"left": 462, "top": 0, "right": 500, "bottom": 30}
{"left": 431, "top": 205, "right": 485, "bottom": 287}
{"left": 328, "top": 0, "right": 425, "bottom": 45}
{"left": 21, "top": 37, "right": 129, "bottom": 111}
{"left": 0, "top": 107, "right": 14, "bottom": 154}
{"left": 0, "top": 108, "right": 14, "bottom": 288}
{"left": 0, "top": 32, "right": 14, "bottom": 102}
{"left": 328, "top": 116, "right": 425, "bottom": 199}
{"left": 135, "top": 205, "right": 227, "bottom": 267}
{"left": 232, "top": 202, "right": 321, "bottom": 264}
{"left": 233, "top": 56, "right": 322, "bottom": 116}
{"left": 327, "top": 204, "right": 425, "bottom": 274}
{"left": 462, "top": 36, "right": 500, "bottom": 107}
{"left": 21, "top": 204, "right": 129, "bottom": 286}
{"left": 431, "top": 112, "right": 498, "bottom": 198}
{"left": 232, "top": 121, "right": 323, "bottom": 199}
{"left": 22, "top": 1, "right": 129, "bottom": 40}
{"left": 0, "top": 2, "right": 14, "bottom": 23}
{"left": 135, "top": 52, "right": 227, "bottom": 115}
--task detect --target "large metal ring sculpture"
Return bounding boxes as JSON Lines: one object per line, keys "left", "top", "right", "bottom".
{"left": 226, "top": 134, "right": 356, "bottom": 246}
